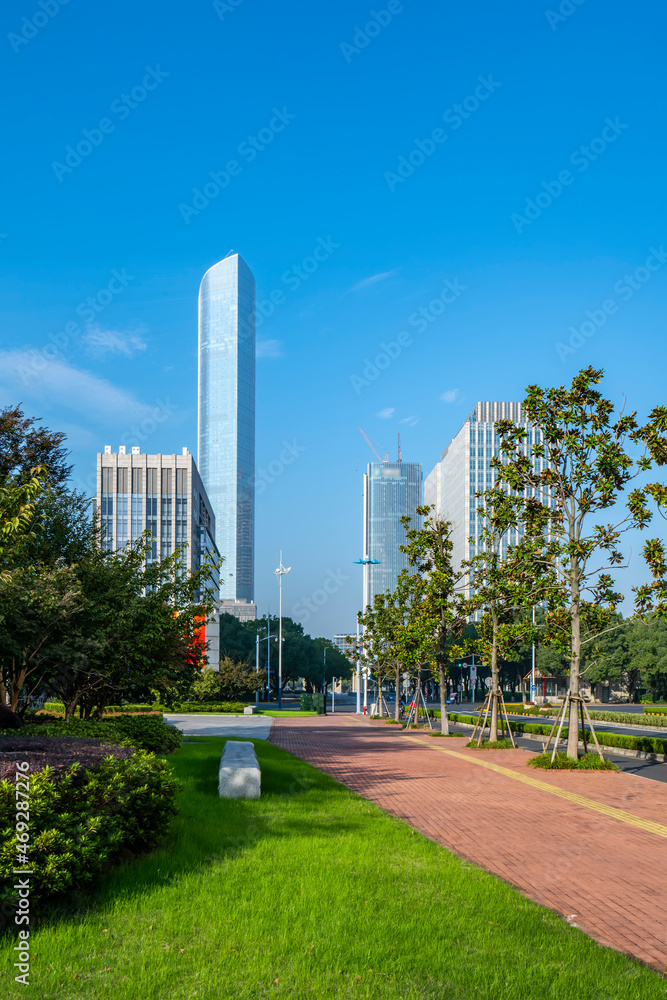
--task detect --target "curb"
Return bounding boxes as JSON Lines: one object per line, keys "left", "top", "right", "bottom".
{"left": 450, "top": 721, "right": 667, "bottom": 764}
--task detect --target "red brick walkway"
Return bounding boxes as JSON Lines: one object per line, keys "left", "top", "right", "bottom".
{"left": 270, "top": 714, "right": 667, "bottom": 972}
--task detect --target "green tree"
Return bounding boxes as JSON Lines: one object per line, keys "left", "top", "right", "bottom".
{"left": 465, "top": 486, "right": 557, "bottom": 740}
{"left": 0, "top": 404, "right": 71, "bottom": 487}
{"left": 0, "top": 562, "right": 83, "bottom": 711}
{"left": 191, "top": 658, "right": 265, "bottom": 702}
{"left": 495, "top": 366, "right": 667, "bottom": 757}
{"left": 45, "top": 537, "right": 219, "bottom": 718}
{"left": 400, "top": 507, "right": 469, "bottom": 735}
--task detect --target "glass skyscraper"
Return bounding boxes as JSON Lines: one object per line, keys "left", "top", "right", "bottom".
{"left": 198, "top": 254, "right": 255, "bottom": 602}
{"left": 424, "top": 401, "right": 547, "bottom": 578}
{"left": 363, "top": 462, "right": 422, "bottom": 608}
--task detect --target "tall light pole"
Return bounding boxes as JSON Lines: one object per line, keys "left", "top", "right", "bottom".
{"left": 274, "top": 551, "right": 291, "bottom": 711}
{"left": 531, "top": 604, "right": 536, "bottom": 704}
{"left": 323, "top": 646, "right": 327, "bottom": 713}
{"left": 353, "top": 556, "right": 380, "bottom": 715}
{"left": 255, "top": 626, "right": 275, "bottom": 705}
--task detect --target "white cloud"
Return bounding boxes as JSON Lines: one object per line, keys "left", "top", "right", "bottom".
{"left": 400, "top": 416, "right": 419, "bottom": 427}
{"left": 376, "top": 407, "right": 395, "bottom": 419}
{"left": 350, "top": 269, "right": 398, "bottom": 292}
{"left": 256, "top": 339, "right": 283, "bottom": 358}
{"left": 440, "top": 389, "right": 460, "bottom": 403}
{"left": 0, "top": 349, "right": 154, "bottom": 423}
{"left": 82, "top": 325, "right": 147, "bottom": 358}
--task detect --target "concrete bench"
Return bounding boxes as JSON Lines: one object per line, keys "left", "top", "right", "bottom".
{"left": 218, "top": 740, "right": 261, "bottom": 799}
{"left": 243, "top": 705, "right": 257, "bottom": 715}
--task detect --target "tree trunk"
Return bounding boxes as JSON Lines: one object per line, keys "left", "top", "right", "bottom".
{"left": 394, "top": 662, "right": 401, "bottom": 722}
{"left": 439, "top": 664, "right": 449, "bottom": 735}
{"left": 567, "top": 558, "right": 582, "bottom": 759}
{"left": 64, "top": 692, "right": 81, "bottom": 722}
{"left": 489, "top": 608, "right": 500, "bottom": 742}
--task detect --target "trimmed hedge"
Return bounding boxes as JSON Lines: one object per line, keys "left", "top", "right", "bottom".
{"left": 436, "top": 711, "right": 667, "bottom": 757}
{"left": 0, "top": 750, "right": 180, "bottom": 908}
{"left": 16, "top": 715, "right": 182, "bottom": 754}
{"left": 586, "top": 710, "right": 667, "bottom": 728}
{"left": 165, "top": 702, "right": 248, "bottom": 714}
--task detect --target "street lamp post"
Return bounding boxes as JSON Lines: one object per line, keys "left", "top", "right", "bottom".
{"left": 274, "top": 552, "right": 291, "bottom": 711}
{"left": 256, "top": 625, "right": 275, "bottom": 705}
{"left": 353, "top": 555, "right": 379, "bottom": 715}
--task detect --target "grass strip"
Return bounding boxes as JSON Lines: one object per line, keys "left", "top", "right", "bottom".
{"left": 1, "top": 739, "right": 663, "bottom": 1000}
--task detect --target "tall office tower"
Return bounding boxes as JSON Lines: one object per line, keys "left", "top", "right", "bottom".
{"left": 95, "top": 446, "right": 221, "bottom": 667}
{"left": 363, "top": 462, "right": 422, "bottom": 609}
{"left": 424, "top": 401, "right": 546, "bottom": 575}
{"left": 198, "top": 253, "right": 256, "bottom": 608}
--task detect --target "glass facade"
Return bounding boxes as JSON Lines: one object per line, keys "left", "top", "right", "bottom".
{"left": 364, "top": 462, "right": 422, "bottom": 606}
{"left": 425, "top": 401, "right": 552, "bottom": 580}
{"left": 198, "top": 254, "right": 255, "bottom": 601}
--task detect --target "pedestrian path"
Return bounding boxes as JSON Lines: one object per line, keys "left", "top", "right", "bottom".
{"left": 166, "top": 713, "right": 273, "bottom": 740}
{"left": 271, "top": 714, "right": 667, "bottom": 972}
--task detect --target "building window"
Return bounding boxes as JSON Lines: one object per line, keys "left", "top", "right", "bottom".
{"left": 146, "top": 469, "right": 158, "bottom": 561}
{"left": 175, "top": 470, "right": 188, "bottom": 570}
{"left": 116, "top": 494, "right": 129, "bottom": 548}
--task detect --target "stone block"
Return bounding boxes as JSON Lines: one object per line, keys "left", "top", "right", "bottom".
{"left": 218, "top": 740, "right": 261, "bottom": 799}
{"left": 243, "top": 705, "right": 256, "bottom": 715}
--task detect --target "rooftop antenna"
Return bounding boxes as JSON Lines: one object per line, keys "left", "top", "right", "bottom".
{"left": 223, "top": 248, "right": 235, "bottom": 259}
{"left": 397, "top": 433, "right": 402, "bottom": 463}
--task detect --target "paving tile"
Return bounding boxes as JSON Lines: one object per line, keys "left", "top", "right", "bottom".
{"left": 271, "top": 714, "right": 667, "bottom": 973}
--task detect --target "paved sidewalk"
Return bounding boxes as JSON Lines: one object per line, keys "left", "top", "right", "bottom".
{"left": 166, "top": 714, "right": 273, "bottom": 739}
{"left": 271, "top": 714, "right": 667, "bottom": 972}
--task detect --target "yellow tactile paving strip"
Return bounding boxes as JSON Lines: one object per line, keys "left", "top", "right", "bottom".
{"left": 408, "top": 737, "right": 667, "bottom": 841}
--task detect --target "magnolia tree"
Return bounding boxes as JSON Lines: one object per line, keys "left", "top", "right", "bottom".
{"left": 495, "top": 367, "right": 667, "bottom": 758}
{"left": 464, "top": 485, "right": 561, "bottom": 740}
{"left": 400, "top": 507, "right": 469, "bottom": 736}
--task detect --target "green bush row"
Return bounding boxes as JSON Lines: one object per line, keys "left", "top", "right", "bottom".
{"left": 437, "top": 712, "right": 667, "bottom": 756}
{"left": 162, "top": 701, "right": 248, "bottom": 714}
{"left": 16, "top": 715, "right": 182, "bottom": 754}
{"left": 586, "top": 709, "right": 667, "bottom": 728}
{"left": 0, "top": 750, "right": 180, "bottom": 908}
{"left": 42, "top": 702, "right": 159, "bottom": 715}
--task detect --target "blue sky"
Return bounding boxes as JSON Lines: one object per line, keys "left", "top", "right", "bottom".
{"left": 1, "top": 0, "right": 665, "bottom": 637}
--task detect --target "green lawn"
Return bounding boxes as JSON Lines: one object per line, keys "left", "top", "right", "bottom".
{"left": 1, "top": 739, "right": 663, "bottom": 1000}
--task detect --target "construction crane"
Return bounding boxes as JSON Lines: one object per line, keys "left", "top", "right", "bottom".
{"left": 358, "top": 427, "right": 388, "bottom": 462}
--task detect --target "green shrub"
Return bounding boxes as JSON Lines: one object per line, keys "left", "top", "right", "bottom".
{"left": 15, "top": 715, "right": 181, "bottom": 753}
{"left": 466, "top": 739, "right": 515, "bottom": 749}
{"left": 529, "top": 752, "right": 618, "bottom": 771}
{"left": 587, "top": 709, "right": 667, "bottom": 728}
{"left": 168, "top": 702, "right": 248, "bottom": 714}
{"left": 111, "top": 715, "right": 181, "bottom": 753}
{"left": 0, "top": 750, "right": 180, "bottom": 908}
